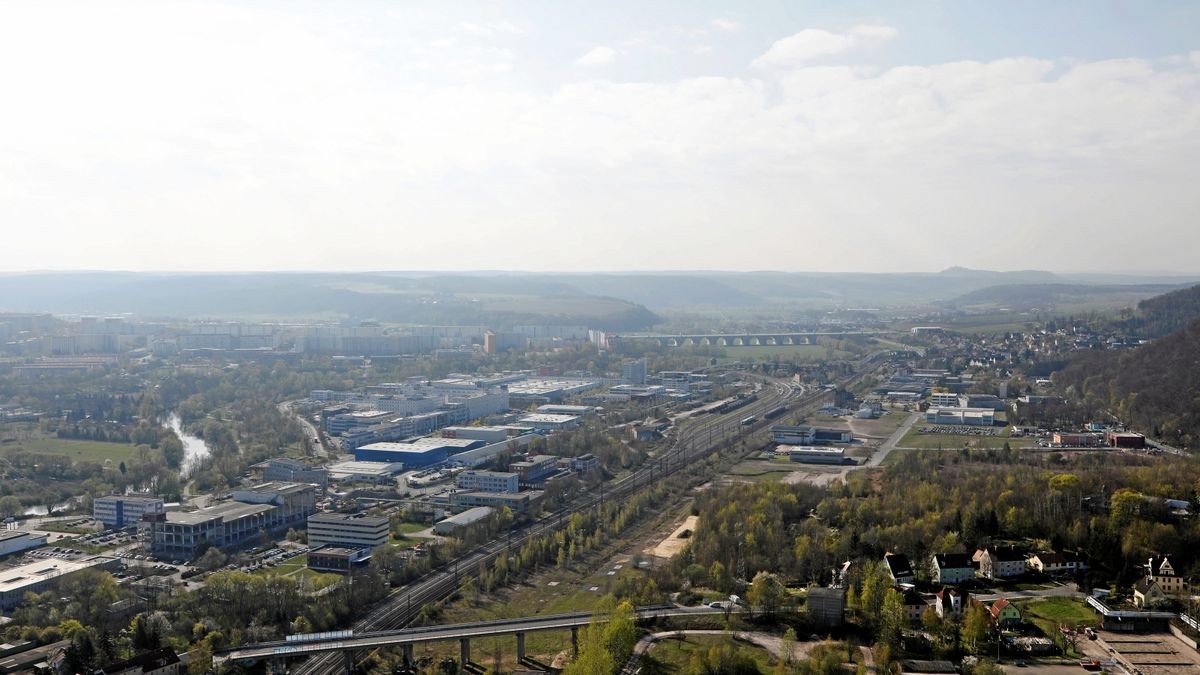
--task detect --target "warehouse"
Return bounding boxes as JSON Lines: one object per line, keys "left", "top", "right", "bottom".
{"left": 432, "top": 506, "right": 495, "bottom": 535}
{"left": 0, "top": 531, "right": 47, "bottom": 558}
{"left": 775, "top": 446, "right": 847, "bottom": 464}
{"left": 0, "top": 555, "right": 121, "bottom": 609}
{"left": 354, "top": 437, "right": 485, "bottom": 466}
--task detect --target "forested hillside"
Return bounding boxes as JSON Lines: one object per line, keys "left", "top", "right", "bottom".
{"left": 1127, "top": 282, "right": 1200, "bottom": 337}
{"left": 1055, "top": 316, "right": 1200, "bottom": 450}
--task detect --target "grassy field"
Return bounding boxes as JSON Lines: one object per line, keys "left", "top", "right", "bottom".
{"left": 642, "top": 634, "right": 776, "bottom": 674}
{"left": 728, "top": 461, "right": 796, "bottom": 483}
{"left": 252, "top": 555, "right": 343, "bottom": 589}
{"left": 1021, "top": 597, "right": 1098, "bottom": 629}
{"left": 0, "top": 437, "right": 140, "bottom": 465}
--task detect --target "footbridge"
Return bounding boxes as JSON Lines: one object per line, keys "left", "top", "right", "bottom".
{"left": 611, "top": 331, "right": 891, "bottom": 348}
{"left": 214, "top": 605, "right": 733, "bottom": 672}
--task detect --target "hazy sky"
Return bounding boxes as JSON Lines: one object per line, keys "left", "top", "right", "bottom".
{"left": 2, "top": 1, "right": 1199, "bottom": 273}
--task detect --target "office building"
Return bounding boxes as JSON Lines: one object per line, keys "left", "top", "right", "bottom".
{"left": 308, "top": 545, "right": 371, "bottom": 573}
{"left": 93, "top": 495, "right": 165, "bottom": 529}
{"left": 261, "top": 458, "right": 328, "bottom": 487}
{"left": 146, "top": 483, "right": 317, "bottom": 558}
{"left": 456, "top": 470, "right": 520, "bottom": 493}
{"left": 511, "top": 455, "right": 559, "bottom": 482}
{"left": 925, "top": 407, "right": 995, "bottom": 426}
{"left": 622, "top": 359, "right": 646, "bottom": 385}
{"left": 450, "top": 490, "right": 541, "bottom": 514}
{"left": 307, "top": 513, "right": 390, "bottom": 550}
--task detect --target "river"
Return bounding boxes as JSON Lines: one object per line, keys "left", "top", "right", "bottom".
{"left": 168, "top": 414, "right": 210, "bottom": 477}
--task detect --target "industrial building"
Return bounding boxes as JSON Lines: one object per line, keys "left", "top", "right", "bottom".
{"left": 456, "top": 470, "right": 520, "bottom": 494}
{"left": 445, "top": 434, "right": 536, "bottom": 468}
{"left": 307, "top": 545, "right": 371, "bottom": 573}
{"left": 535, "top": 404, "right": 595, "bottom": 416}
{"left": 307, "top": 513, "right": 390, "bottom": 550}
{"left": 260, "top": 458, "right": 329, "bottom": 487}
{"left": 0, "top": 555, "right": 121, "bottom": 609}
{"left": 771, "top": 425, "right": 853, "bottom": 446}
{"left": 517, "top": 414, "right": 580, "bottom": 432}
{"left": 450, "top": 490, "right": 541, "bottom": 514}
{"left": 775, "top": 446, "right": 847, "bottom": 464}
{"left": 1107, "top": 431, "right": 1147, "bottom": 449}
{"left": 511, "top": 455, "right": 560, "bottom": 483}
{"left": 325, "top": 460, "right": 405, "bottom": 485}
{"left": 506, "top": 378, "right": 600, "bottom": 405}
{"left": 354, "top": 438, "right": 485, "bottom": 467}
{"left": 93, "top": 495, "right": 165, "bottom": 529}
{"left": 433, "top": 507, "right": 494, "bottom": 536}
{"left": 146, "top": 483, "right": 317, "bottom": 558}
{"left": 441, "top": 426, "right": 511, "bottom": 443}
{"left": 0, "top": 531, "right": 47, "bottom": 558}
{"left": 925, "top": 407, "right": 996, "bottom": 426}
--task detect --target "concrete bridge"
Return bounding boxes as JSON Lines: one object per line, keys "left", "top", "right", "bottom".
{"left": 611, "top": 331, "right": 890, "bottom": 348}
{"left": 214, "top": 605, "right": 731, "bottom": 672}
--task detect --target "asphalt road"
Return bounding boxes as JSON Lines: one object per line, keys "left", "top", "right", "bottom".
{"left": 866, "top": 411, "right": 920, "bottom": 467}
{"left": 270, "top": 379, "right": 808, "bottom": 674}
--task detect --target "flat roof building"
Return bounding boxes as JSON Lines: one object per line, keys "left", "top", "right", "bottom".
{"left": 0, "top": 531, "right": 47, "bottom": 558}
{"left": 307, "top": 545, "right": 371, "bottom": 573}
{"left": 925, "top": 407, "right": 995, "bottom": 426}
{"left": 517, "top": 414, "right": 580, "bottom": 431}
{"left": 775, "top": 446, "right": 847, "bottom": 464}
{"left": 432, "top": 506, "right": 495, "bottom": 536}
{"left": 147, "top": 483, "right": 317, "bottom": 559}
{"left": 307, "top": 513, "right": 390, "bottom": 550}
{"left": 93, "top": 495, "right": 165, "bottom": 530}
{"left": 326, "top": 460, "right": 405, "bottom": 484}
{"left": 456, "top": 470, "right": 520, "bottom": 494}
{"left": 450, "top": 490, "right": 542, "bottom": 514}
{"left": 0, "top": 555, "right": 120, "bottom": 609}
{"left": 354, "top": 438, "right": 485, "bottom": 466}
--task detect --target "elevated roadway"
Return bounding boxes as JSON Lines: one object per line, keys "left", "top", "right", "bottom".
{"left": 280, "top": 369, "right": 871, "bottom": 674}
{"left": 612, "top": 331, "right": 891, "bottom": 348}
{"left": 216, "top": 605, "right": 731, "bottom": 667}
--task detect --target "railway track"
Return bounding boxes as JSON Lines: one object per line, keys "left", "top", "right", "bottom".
{"left": 284, "top": 377, "right": 821, "bottom": 674}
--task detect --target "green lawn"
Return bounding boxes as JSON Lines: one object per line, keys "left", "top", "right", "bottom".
{"left": 251, "top": 554, "right": 344, "bottom": 590}
{"left": 393, "top": 521, "right": 430, "bottom": 535}
{"left": 1, "top": 437, "right": 140, "bottom": 465}
{"left": 1020, "top": 597, "right": 1098, "bottom": 629}
{"left": 642, "top": 634, "right": 776, "bottom": 674}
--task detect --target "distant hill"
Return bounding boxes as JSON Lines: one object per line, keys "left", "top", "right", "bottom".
{"left": 1127, "top": 283, "right": 1200, "bottom": 338}
{"left": 1054, "top": 316, "right": 1200, "bottom": 450}
{"left": 948, "top": 283, "right": 1187, "bottom": 312}
{"left": 0, "top": 272, "right": 660, "bottom": 330}
{"left": 3, "top": 269, "right": 1196, "bottom": 319}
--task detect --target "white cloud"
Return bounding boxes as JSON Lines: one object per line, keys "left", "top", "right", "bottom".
{"left": 710, "top": 18, "right": 741, "bottom": 32}
{"left": 459, "top": 20, "right": 524, "bottom": 37}
{"left": 0, "top": 5, "right": 1196, "bottom": 273}
{"left": 751, "top": 24, "right": 898, "bottom": 68}
{"left": 575, "top": 46, "right": 618, "bottom": 67}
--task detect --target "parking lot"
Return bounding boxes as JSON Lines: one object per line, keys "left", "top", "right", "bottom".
{"left": 1079, "top": 630, "right": 1200, "bottom": 675}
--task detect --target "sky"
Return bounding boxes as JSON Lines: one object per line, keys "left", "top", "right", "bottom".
{"left": 1, "top": 1, "right": 1199, "bottom": 274}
